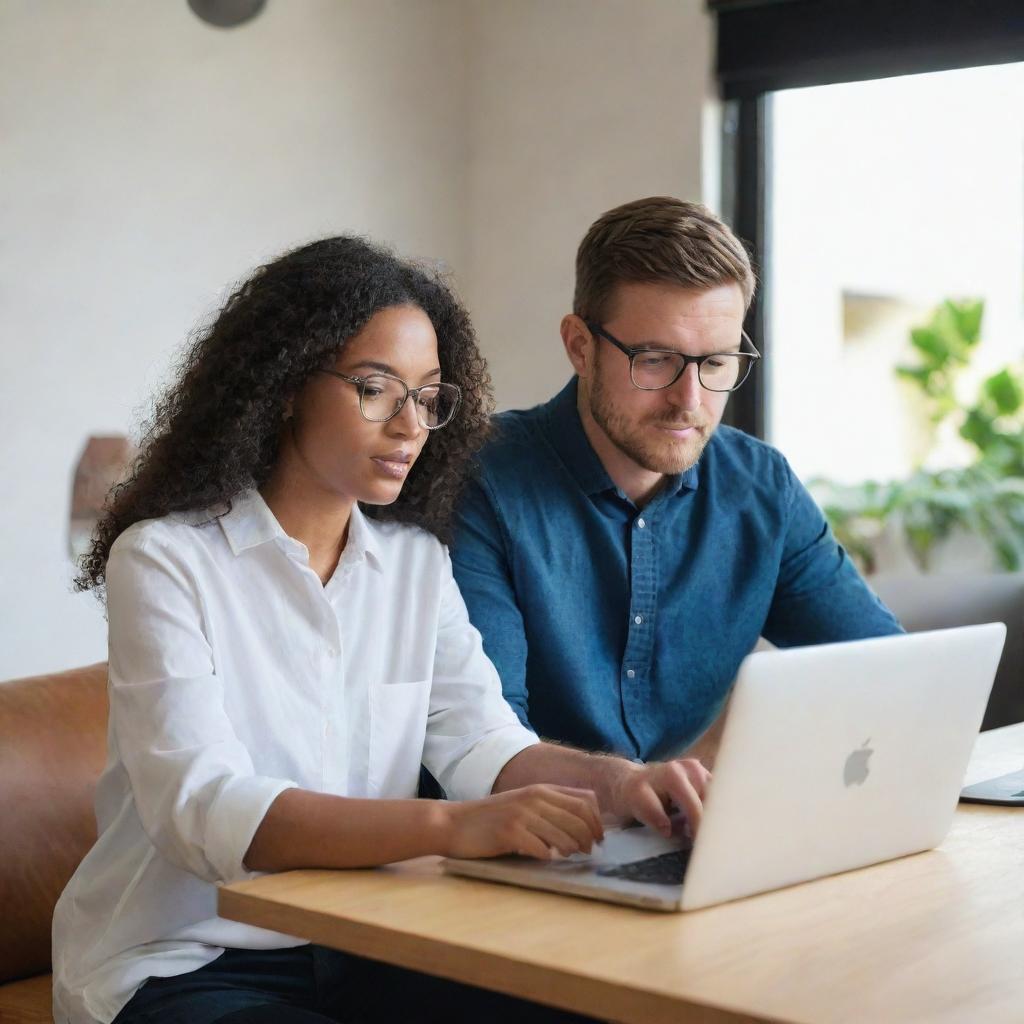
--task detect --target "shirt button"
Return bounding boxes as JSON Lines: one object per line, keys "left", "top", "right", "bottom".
{"left": 626, "top": 669, "right": 636, "bottom": 679}
{"left": 636, "top": 518, "right": 646, "bottom": 529}
{"left": 327, "top": 647, "right": 339, "bottom": 657}
{"left": 634, "top": 614, "right": 643, "bottom": 625}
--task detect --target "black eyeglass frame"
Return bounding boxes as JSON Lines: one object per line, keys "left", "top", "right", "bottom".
{"left": 586, "top": 322, "right": 761, "bottom": 393}
{"left": 317, "top": 369, "right": 462, "bottom": 430}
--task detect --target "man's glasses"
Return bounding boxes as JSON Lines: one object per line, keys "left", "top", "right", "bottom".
{"left": 587, "top": 323, "right": 761, "bottom": 393}
{"left": 318, "top": 370, "right": 461, "bottom": 430}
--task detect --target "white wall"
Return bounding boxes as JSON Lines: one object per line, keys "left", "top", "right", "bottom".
{"left": 0, "top": 0, "right": 470, "bottom": 678}
{"left": 462, "top": 0, "right": 716, "bottom": 410}
{"left": 0, "top": 0, "right": 715, "bottom": 678}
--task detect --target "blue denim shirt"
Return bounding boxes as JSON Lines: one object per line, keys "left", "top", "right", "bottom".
{"left": 451, "top": 378, "right": 902, "bottom": 761}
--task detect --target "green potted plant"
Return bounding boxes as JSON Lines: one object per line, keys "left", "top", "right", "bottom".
{"left": 810, "top": 299, "right": 1024, "bottom": 573}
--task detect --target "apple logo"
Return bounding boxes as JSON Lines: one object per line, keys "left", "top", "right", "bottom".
{"left": 844, "top": 739, "right": 874, "bottom": 787}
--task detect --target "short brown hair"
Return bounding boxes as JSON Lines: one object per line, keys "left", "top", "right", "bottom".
{"left": 573, "top": 197, "right": 756, "bottom": 322}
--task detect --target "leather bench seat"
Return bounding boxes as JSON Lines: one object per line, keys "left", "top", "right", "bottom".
{"left": 0, "top": 973, "right": 56, "bottom": 1023}
{"left": 0, "top": 664, "right": 109, "bottom": 1022}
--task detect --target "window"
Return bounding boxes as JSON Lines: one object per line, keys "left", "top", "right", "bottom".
{"left": 713, "top": 0, "right": 1024, "bottom": 444}
{"left": 768, "top": 62, "right": 1024, "bottom": 482}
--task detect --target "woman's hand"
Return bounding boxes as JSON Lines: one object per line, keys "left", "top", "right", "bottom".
{"left": 442, "top": 784, "right": 604, "bottom": 860}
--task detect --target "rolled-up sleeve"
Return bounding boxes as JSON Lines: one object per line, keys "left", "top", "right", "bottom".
{"left": 422, "top": 550, "right": 539, "bottom": 801}
{"left": 106, "top": 531, "right": 298, "bottom": 884}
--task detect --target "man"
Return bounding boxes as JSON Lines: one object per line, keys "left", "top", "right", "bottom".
{"left": 452, "top": 196, "right": 901, "bottom": 771}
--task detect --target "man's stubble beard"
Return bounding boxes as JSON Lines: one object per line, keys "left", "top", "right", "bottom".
{"left": 587, "top": 368, "right": 713, "bottom": 476}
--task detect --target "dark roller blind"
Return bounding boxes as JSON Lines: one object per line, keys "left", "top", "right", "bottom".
{"left": 712, "top": 0, "right": 1024, "bottom": 99}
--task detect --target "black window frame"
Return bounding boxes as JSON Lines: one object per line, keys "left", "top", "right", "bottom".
{"left": 712, "top": 0, "right": 1024, "bottom": 438}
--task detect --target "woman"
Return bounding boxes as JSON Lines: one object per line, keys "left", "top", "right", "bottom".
{"left": 54, "top": 236, "right": 708, "bottom": 1024}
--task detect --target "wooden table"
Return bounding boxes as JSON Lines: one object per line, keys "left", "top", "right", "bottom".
{"left": 219, "top": 724, "right": 1024, "bottom": 1024}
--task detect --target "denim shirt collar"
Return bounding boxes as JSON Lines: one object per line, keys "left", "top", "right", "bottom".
{"left": 541, "top": 377, "right": 700, "bottom": 501}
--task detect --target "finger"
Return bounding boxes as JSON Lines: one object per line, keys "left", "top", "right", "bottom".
{"left": 527, "top": 815, "right": 585, "bottom": 858}
{"left": 678, "top": 758, "right": 712, "bottom": 798}
{"left": 660, "top": 764, "right": 704, "bottom": 832}
{"left": 538, "top": 803, "right": 601, "bottom": 853}
{"left": 509, "top": 827, "right": 552, "bottom": 860}
{"left": 540, "top": 788, "right": 604, "bottom": 842}
{"left": 626, "top": 783, "right": 673, "bottom": 837}
{"left": 548, "top": 784, "right": 604, "bottom": 814}
{"left": 570, "top": 791, "right": 605, "bottom": 842}
{"left": 513, "top": 829, "right": 555, "bottom": 861}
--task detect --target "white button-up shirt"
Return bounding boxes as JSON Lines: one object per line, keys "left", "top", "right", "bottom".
{"left": 52, "top": 491, "right": 538, "bottom": 1024}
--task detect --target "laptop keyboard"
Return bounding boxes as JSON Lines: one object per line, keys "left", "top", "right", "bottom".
{"left": 597, "top": 848, "right": 692, "bottom": 886}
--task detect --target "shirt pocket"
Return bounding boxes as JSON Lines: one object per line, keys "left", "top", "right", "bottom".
{"left": 367, "top": 678, "right": 431, "bottom": 798}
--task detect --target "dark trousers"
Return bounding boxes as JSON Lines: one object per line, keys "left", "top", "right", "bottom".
{"left": 112, "top": 944, "right": 601, "bottom": 1024}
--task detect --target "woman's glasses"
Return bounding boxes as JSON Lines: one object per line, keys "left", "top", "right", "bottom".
{"left": 318, "top": 370, "right": 461, "bottom": 430}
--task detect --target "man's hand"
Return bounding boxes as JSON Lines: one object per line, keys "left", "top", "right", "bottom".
{"left": 493, "top": 743, "right": 711, "bottom": 841}
{"left": 442, "top": 784, "right": 604, "bottom": 860}
{"left": 602, "top": 758, "right": 712, "bottom": 838}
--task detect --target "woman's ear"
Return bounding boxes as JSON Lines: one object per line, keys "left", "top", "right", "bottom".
{"left": 282, "top": 397, "right": 294, "bottom": 421}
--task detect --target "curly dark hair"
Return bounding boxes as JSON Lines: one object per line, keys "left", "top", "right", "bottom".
{"left": 77, "top": 236, "right": 492, "bottom": 595}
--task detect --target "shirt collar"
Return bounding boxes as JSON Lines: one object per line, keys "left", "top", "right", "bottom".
{"left": 541, "top": 377, "right": 700, "bottom": 500}
{"left": 217, "top": 489, "right": 283, "bottom": 554}
{"left": 346, "top": 503, "right": 386, "bottom": 573}
{"left": 218, "top": 489, "right": 385, "bottom": 572}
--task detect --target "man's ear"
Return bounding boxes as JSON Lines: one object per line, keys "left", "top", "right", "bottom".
{"left": 560, "top": 314, "right": 595, "bottom": 379}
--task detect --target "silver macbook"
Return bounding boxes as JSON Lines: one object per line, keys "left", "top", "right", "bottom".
{"left": 444, "top": 624, "right": 1006, "bottom": 911}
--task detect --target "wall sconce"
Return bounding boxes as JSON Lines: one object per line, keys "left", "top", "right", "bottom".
{"left": 69, "top": 435, "right": 137, "bottom": 560}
